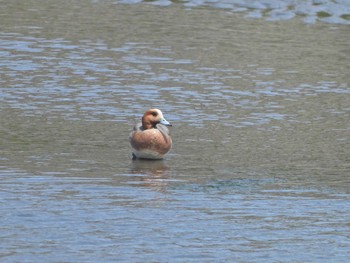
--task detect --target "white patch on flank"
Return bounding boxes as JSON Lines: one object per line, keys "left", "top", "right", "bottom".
{"left": 133, "top": 149, "right": 164, "bottom": 160}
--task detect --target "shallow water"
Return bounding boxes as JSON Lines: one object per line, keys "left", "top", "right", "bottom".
{"left": 1, "top": 0, "right": 350, "bottom": 262}
{"left": 133, "top": 0, "right": 350, "bottom": 25}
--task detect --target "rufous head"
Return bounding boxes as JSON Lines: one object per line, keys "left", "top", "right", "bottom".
{"left": 141, "top": 109, "right": 172, "bottom": 129}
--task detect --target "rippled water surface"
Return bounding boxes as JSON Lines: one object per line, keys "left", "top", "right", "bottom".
{"left": 1, "top": 0, "right": 350, "bottom": 262}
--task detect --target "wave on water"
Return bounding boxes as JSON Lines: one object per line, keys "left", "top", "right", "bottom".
{"left": 117, "top": 0, "right": 350, "bottom": 24}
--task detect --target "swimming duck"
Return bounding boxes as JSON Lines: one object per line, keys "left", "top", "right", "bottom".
{"left": 129, "top": 109, "right": 172, "bottom": 160}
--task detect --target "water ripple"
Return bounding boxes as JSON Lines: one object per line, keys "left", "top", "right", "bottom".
{"left": 114, "top": 0, "right": 350, "bottom": 24}
{"left": 1, "top": 32, "right": 349, "bottom": 127}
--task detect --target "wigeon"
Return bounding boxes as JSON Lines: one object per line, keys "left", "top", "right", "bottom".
{"left": 129, "top": 109, "right": 172, "bottom": 160}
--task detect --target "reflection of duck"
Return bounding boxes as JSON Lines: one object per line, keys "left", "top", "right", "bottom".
{"left": 130, "top": 159, "right": 170, "bottom": 191}
{"left": 130, "top": 159, "right": 169, "bottom": 177}
{"left": 129, "top": 109, "right": 172, "bottom": 160}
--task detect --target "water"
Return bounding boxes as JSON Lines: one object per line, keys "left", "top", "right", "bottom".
{"left": 119, "top": 0, "right": 350, "bottom": 24}
{"left": 1, "top": 0, "right": 350, "bottom": 262}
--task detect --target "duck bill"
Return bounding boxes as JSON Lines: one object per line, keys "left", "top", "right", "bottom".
{"left": 160, "top": 118, "right": 172, "bottom": 126}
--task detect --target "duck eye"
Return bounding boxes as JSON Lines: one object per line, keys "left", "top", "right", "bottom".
{"left": 151, "top": 112, "right": 158, "bottom": 117}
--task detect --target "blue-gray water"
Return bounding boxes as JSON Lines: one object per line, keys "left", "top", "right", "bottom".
{"left": 1, "top": 0, "right": 349, "bottom": 262}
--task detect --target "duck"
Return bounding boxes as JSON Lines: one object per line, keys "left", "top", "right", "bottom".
{"left": 129, "top": 108, "right": 172, "bottom": 160}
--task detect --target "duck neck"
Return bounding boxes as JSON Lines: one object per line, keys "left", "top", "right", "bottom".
{"left": 142, "top": 117, "right": 155, "bottom": 130}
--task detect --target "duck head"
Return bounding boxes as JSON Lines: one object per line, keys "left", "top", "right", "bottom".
{"left": 142, "top": 108, "right": 172, "bottom": 129}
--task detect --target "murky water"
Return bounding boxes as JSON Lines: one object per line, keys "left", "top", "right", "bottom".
{"left": 1, "top": 0, "right": 350, "bottom": 262}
